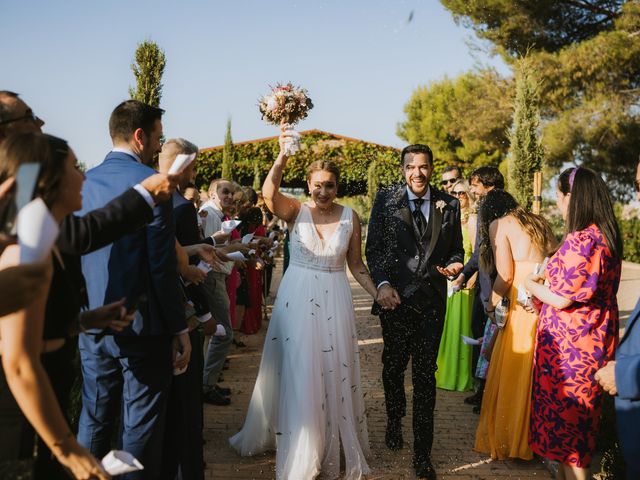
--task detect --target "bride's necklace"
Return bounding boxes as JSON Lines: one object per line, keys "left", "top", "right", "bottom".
{"left": 314, "top": 203, "right": 335, "bottom": 222}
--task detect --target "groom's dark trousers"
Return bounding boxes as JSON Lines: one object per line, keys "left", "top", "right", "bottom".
{"left": 380, "top": 287, "right": 445, "bottom": 456}
{"left": 366, "top": 183, "right": 464, "bottom": 460}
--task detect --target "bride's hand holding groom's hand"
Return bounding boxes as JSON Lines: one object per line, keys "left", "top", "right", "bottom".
{"left": 376, "top": 284, "right": 401, "bottom": 310}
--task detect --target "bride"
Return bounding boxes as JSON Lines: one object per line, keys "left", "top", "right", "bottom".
{"left": 229, "top": 130, "right": 377, "bottom": 479}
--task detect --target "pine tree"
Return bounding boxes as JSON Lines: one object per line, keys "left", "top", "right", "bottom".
{"left": 221, "top": 119, "right": 235, "bottom": 181}
{"left": 507, "top": 57, "right": 544, "bottom": 210}
{"left": 129, "top": 40, "right": 166, "bottom": 107}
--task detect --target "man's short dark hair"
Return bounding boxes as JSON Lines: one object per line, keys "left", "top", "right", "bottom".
{"left": 108, "top": 100, "right": 165, "bottom": 141}
{"left": 469, "top": 166, "right": 505, "bottom": 189}
{"left": 442, "top": 165, "right": 462, "bottom": 177}
{"left": 400, "top": 144, "right": 433, "bottom": 165}
{"left": 0, "top": 91, "right": 20, "bottom": 123}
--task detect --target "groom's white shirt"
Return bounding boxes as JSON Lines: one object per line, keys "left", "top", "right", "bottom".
{"left": 377, "top": 185, "right": 431, "bottom": 290}
{"left": 406, "top": 185, "right": 431, "bottom": 225}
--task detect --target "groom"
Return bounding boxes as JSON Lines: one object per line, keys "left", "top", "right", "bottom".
{"left": 366, "top": 144, "right": 464, "bottom": 479}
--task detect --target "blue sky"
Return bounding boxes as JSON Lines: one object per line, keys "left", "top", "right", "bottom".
{"left": 2, "top": 0, "right": 509, "bottom": 167}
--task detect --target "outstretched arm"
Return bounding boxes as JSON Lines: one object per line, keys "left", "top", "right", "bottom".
{"left": 262, "top": 130, "right": 300, "bottom": 224}
{"left": 346, "top": 210, "right": 377, "bottom": 299}
{"left": 0, "top": 246, "right": 108, "bottom": 480}
{"left": 57, "top": 173, "right": 177, "bottom": 255}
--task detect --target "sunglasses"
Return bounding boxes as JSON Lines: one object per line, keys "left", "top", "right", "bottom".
{"left": 451, "top": 191, "right": 467, "bottom": 197}
{"left": 440, "top": 177, "right": 460, "bottom": 186}
{"left": 0, "top": 110, "right": 40, "bottom": 126}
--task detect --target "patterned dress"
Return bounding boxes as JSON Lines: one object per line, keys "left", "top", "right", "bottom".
{"left": 529, "top": 225, "right": 621, "bottom": 468}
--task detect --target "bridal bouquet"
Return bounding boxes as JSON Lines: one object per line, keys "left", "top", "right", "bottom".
{"left": 258, "top": 82, "right": 313, "bottom": 155}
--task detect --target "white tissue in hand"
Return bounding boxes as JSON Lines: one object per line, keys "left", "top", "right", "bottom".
{"left": 17, "top": 198, "right": 59, "bottom": 264}
{"left": 516, "top": 284, "right": 530, "bottom": 307}
{"left": 196, "top": 260, "right": 212, "bottom": 273}
{"left": 533, "top": 258, "right": 548, "bottom": 277}
{"left": 168, "top": 152, "right": 197, "bottom": 175}
{"left": 221, "top": 219, "right": 241, "bottom": 233}
{"left": 242, "top": 233, "right": 254, "bottom": 244}
{"left": 461, "top": 335, "right": 481, "bottom": 346}
{"left": 101, "top": 450, "right": 144, "bottom": 475}
{"left": 214, "top": 324, "right": 226, "bottom": 336}
{"left": 226, "top": 251, "right": 246, "bottom": 261}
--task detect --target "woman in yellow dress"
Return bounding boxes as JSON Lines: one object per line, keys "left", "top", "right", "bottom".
{"left": 474, "top": 190, "right": 555, "bottom": 460}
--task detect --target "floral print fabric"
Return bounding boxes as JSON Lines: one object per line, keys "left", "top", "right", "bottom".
{"left": 529, "top": 224, "right": 621, "bottom": 467}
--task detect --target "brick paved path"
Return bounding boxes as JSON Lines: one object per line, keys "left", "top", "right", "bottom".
{"left": 203, "top": 261, "right": 552, "bottom": 479}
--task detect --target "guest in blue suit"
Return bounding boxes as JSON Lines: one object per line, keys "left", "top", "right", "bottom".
{"left": 77, "top": 100, "right": 191, "bottom": 479}
{"left": 595, "top": 158, "right": 640, "bottom": 479}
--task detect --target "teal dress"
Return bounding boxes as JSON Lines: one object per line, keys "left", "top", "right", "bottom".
{"left": 435, "top": 220, "right": 474, "bottom": 391}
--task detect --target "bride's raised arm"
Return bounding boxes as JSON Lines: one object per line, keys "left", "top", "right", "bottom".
{"left": 262, "top": 129, "right": 301, "bottom": 224}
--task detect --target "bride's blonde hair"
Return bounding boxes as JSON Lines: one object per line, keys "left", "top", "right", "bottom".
{"left": 306, "top": 160, "right": 340, "bottom": 184}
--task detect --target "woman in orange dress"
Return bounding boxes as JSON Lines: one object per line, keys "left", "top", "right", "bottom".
{"left": 474, "top": 190, "right": 555, "bottom": 460}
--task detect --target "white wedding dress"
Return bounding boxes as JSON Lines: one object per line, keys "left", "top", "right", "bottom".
{"left": 229, "top": 203, "right": 371, "bottom": 480}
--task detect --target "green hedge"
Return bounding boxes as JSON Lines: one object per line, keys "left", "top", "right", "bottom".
{"left": 195, "top": 131, "right": 402, "bottom": 196}
{"left": 620, "top": 216, "right": 640, "bottom": 263}
{"left": 543, "top": 203, "right": 639, "bottom": 263}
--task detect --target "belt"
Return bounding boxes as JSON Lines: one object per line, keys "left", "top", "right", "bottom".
{"left": 288, "top": 260, "right": 344, "bottom": 273}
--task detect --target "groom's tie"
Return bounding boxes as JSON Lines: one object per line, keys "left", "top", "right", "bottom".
{"left": 413, "top": 198, "right": 427, "bottom": 237}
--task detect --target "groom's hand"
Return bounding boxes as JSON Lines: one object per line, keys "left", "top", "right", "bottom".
{"left": 437, "top": 262, "right": 463, "bottom": 278}
{"left": 376, "top": 284, "right": 401, "bottom": 310}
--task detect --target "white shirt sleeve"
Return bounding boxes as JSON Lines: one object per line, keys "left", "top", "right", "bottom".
{"left": 132, "top": 184, "right": 156, "bottom": 209}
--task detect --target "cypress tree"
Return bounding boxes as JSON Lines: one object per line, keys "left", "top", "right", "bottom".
{"left": 129, "top": 40, "right": 166, "bottom": 107}
{"left": 222, "top": 119, "right": 235, "bottom": 181}
{"left": 507, "top": 56, "right": 544, "bottom": 210}
{"left": 252, "top": 162, "right": 261, "bottom": 191}
{"left": 367, "top": 160, "right": 379, "bottom": 208}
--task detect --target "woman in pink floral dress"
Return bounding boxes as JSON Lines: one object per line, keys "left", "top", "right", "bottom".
{"left": 525, "top": 167, "right": 622, "bottom": 480}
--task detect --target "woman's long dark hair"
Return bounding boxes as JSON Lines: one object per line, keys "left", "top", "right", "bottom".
{"left": 478, "top": 190, "right": 556, "bottom": 273}
{"left": 558, "top": 167, "right": 622, "bottom": 258}
{"left": 0, "top": 132, "right": 69, "bottom": 234}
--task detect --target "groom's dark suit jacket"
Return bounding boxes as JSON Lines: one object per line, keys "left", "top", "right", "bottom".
{"left": 366, "top": 184, "right": 464, "bottom": 315}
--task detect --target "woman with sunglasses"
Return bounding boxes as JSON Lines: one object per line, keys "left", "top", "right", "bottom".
{"left": 436, "top": 179, "right": 477, "bottom": 391}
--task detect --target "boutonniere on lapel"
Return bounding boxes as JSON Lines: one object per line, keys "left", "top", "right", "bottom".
{"left": 435, "top": 200, "right": 446, "bottom": 212}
